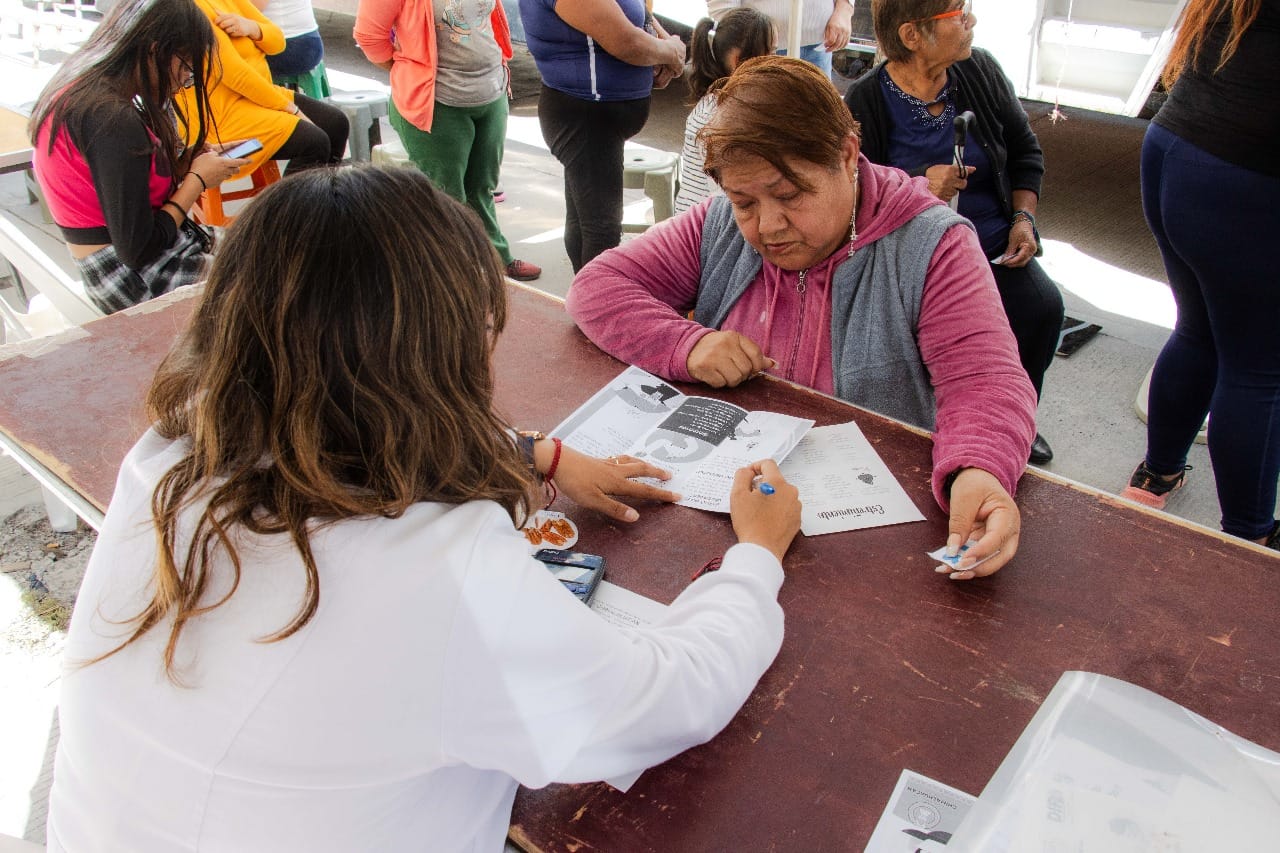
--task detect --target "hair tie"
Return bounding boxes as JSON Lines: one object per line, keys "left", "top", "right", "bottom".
{"left": 707, "top": 25, "right": 717, "bottom": 61}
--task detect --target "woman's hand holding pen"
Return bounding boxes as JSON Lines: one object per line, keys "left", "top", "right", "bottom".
{"left": 687, "top": 331, "right": 776, "bottom": 388}
{"left": 540, "top": 442, "right": 680, "bottom": 523}
{"left": 730, "top": 460, "right": 801, "bottom": 563}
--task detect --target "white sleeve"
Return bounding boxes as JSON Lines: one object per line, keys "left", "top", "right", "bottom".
{"left": 706, "top": 0, "right": 745, "bottom": 24}
{"left": 439, "top": 516, "right": 784, "bottom": 788}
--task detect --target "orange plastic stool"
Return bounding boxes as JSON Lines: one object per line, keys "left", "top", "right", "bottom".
{"left": 190, "top": 160, "right": 282, "bottom": 226}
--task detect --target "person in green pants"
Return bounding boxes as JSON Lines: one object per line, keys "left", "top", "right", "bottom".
{"left": 355, "top": 0, "right": 542, "bottom": 281}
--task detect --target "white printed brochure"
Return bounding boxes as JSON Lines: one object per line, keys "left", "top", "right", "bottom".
{"left": 554, "top": 366, "right": 813, "bottom": 512}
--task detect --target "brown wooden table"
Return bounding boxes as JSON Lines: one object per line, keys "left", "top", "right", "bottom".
{"left": 1, "top": 283, "right": 1276, "bottom": 851}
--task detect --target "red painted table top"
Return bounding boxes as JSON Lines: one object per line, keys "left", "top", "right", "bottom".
{"left": 1, "top": 283, "right": 1275, "bottom": 851}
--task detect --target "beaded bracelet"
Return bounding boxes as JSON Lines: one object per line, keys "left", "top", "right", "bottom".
{"left": 1011, "top": 209, "right": 1040, "bottom": 248}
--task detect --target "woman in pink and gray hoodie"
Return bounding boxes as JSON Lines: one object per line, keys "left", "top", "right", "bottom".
{"left": 567, "top": 56, "right": 1036, "bottom": 579}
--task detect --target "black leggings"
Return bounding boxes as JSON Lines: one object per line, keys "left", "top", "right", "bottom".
{"left": 538, "top": 85, "right": 650, "bottom": 272}
{"left": 272, "top": 93, "right": 349, "bottom": 174}
{"left": 990, "top": 258, "right": 1064, "bottom": 399}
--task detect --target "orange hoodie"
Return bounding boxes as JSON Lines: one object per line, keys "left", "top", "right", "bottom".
{"left": 353, "top": 0, "right": 512, "bottom": 132}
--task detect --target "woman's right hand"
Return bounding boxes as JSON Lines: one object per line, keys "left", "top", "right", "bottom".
{"left": 730, "top": 460, "right": 801, "bottom": 563}
{"left": 192, "top": 150, "right": 252, "bottom": 188}
{"left": 687, "top": 330, "right": 776, "bottom": 388}
{"left": 925, "top": 163, "right": 976, "bottom": 202}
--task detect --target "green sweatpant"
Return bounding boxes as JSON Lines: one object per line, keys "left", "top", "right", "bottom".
{"left": 389, "top": 96, "right": 513, "bottom": 265}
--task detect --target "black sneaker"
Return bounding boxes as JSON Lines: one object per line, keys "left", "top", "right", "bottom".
{"left": 1120, "top": 461, "right": 1190, "bottom": 510}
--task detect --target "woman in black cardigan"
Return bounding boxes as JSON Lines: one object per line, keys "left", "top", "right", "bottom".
{"left": 844, "top": 0, "right": 1063, "bottom": 465}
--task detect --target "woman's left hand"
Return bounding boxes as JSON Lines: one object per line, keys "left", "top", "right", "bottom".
{"left": 546, "top": 444, "right": 681, "bottom": 523}
{"left": 653, "top": 61, "right": 682, "bottom": 89}
{"left": 215, "top": 12, "right": 263, "bottom": 41}
{"left": 1000, "top": 219, "right": 1038, "bottom": 268}
{"left": 940, "top": 468, "right": 1020, "bottom": 580}
{"left": 651, "top": 26, "right": 685, "bottom": 89}
{"left": 823, "top": 3, "right": 854, "bottom": 52}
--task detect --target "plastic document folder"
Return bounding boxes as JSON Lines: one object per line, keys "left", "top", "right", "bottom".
{"left": 950, "top": 671, "right": 1280, "bottom": 851}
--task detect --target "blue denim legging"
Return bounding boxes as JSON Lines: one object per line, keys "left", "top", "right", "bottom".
{"left": 1141, "top": 122, "right": 1280, "bottom": 539}
{"left": 265, "top": 29, "right": 324, "bottom": 78}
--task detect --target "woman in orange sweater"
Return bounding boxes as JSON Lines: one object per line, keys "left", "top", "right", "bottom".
{"left": 178, "top": 0, "right": 348, "bottom": 175}
{"left": 354, "top": 0, "right": 542, "bottom": 281}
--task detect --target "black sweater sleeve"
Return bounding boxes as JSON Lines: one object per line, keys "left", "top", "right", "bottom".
{"left": 844, "top": 64, "right": 893, "bottom": 166}
{"left": 69, "top": 100, "right": 179, "bottom": 269}
{"left": 970, "top": 49, "right": 1043, "bottom": 198}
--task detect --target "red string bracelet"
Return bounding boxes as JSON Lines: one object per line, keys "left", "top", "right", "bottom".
{"left": 690, "top": 556, "right": 722, "bottom": 581}
{"left": 543, "top": 437, "right": 563, "bottom": 505}
{"left": 545, "top": 437, "right": 563, "bottom": 481}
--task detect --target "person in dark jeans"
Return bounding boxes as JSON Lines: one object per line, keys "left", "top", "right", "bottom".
{"left": 520, "top": 0, "right": 686, "bottom": 271}
{"left": 844, "top": 0, "right": 1064, "bottom": 466}
{"left": 1120, "top": 0, "right": 1280, "bottom": 549}
{"left": 537, "top": 88, "right": 650, "bottom": 271}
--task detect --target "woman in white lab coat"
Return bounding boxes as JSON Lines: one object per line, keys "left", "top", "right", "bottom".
{"left": 46, "top": 165, "right": 801, "bottom": 852}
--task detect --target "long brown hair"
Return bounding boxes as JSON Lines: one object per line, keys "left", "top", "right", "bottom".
{"left": 701, "top": 55, "right": 860, "bottom": 193}
{"left": 1162, "top": 0, "right": 1262, "bottom": 87}
{"left": 30, "top": 0, "right": 217, "bottom": 191}
{"left": 111, "top": 165, "right": 537, "bottom": 680}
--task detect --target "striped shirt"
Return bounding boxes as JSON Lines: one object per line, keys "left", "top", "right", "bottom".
{"left": 675, "top": 93, "right": 721, "bottom": 215}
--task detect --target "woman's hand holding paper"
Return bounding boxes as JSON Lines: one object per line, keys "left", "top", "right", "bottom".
{"left": 942, "top": 467, "right": 1020, "bottom": 579}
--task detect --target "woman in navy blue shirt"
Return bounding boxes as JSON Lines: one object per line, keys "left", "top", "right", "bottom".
{"left": 844, "top": 0, "right": 1063, "bottom": 466}
{"left": 520, "top": 0, "right": 686, "bottom": 271}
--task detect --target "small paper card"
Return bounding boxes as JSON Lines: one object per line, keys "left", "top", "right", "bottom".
{"left": 865, "top": 769, "right": 976, "bottom": 852}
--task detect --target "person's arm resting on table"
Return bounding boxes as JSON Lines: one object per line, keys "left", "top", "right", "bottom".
{"left": 566, "top": 203, "right": 774, "bottom": 388}
{"left": 918, "top": 223, "right": 1036, "bottom": 579}
{"left": 441, "top": 462, "right": 800, "bottom": 785}
{"left": 529, "top": 435, "right": 681, "bottom": 522}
